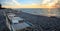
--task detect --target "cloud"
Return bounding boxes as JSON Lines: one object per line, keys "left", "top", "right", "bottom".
{"left": 42, "top": 0, "right": 58, "bottom": 6}
{"left": 12, "top": 0, "right": 20, "bottom": 6}
{"left": 1, "top": 0, "right": 20, "bottom": 6}
{"left": 2, "top": 0, "right": 59, "bottom": 8}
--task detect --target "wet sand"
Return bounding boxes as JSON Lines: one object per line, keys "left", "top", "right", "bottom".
{"left": 0, "top": 15, "right": 10, "bottom": 31}
{"left": 0, "top": 9, "right": 10, "bottom": 31}
{"left": 16, "top": 11, "right": 60, "bottom": 31}
{"left": 0, "top": 9, "right": 60, "bottom": 31}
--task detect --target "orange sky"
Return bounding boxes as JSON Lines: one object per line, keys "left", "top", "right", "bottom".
{"left": 2, "top": 5, "right": 58, "bottom": 8}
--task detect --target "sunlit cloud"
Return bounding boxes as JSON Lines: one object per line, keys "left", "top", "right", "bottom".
{"left": 42, "top": 0, "right": 58, "bottom": 6}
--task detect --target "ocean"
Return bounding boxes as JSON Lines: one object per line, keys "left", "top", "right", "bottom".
{"left": 15, "top": 8, "right": 60, "bottom": 17}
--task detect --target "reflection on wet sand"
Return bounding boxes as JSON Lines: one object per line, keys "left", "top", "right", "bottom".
{"left": 47, "top": 8, "right": 60, "bottom": 17}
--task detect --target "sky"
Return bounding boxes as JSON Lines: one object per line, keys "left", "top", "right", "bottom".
{"left": 0, "top": 0, "right": 58, "bottom": 8}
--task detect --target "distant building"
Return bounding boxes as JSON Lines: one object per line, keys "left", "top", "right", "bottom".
{"left": 0, "top": 4, "right": 6, "bottom": 9}
{"left": 0, "top": 4, "right": 2, "bottom": 8}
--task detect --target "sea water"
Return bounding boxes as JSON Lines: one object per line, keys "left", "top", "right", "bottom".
{"left": 16, "top": 8, "right": 60, "bottom": 17}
